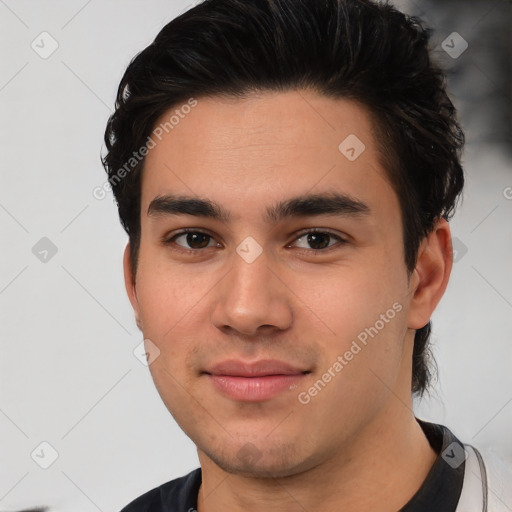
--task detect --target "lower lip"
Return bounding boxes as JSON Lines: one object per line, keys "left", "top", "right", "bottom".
{"left": 206, "top": 374, "right": 308, "bottom": 401}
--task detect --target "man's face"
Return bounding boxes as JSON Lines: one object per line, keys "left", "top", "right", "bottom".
{"left": 126, "top": 90, "right": 418, "bottom": 477}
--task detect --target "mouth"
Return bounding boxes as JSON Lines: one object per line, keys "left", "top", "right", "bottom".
{"left": 202, "top": 359, "right": 311, "bottom": 402}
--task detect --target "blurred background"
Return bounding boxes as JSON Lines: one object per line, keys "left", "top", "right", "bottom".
{"left": 0, "top": 0, "right": 511, "bottom": 510}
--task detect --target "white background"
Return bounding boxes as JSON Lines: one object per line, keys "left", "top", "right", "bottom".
{"left": 1, "top": 1, "right": 511, "bottom": 510}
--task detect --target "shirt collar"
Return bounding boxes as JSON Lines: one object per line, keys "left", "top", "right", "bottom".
{"left": 399, "top": 418, "right": 465, "bottom": 511}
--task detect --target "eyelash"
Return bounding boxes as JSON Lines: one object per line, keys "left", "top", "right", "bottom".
{"left": 162, "top": 228, "right": 348, "bottom": 256}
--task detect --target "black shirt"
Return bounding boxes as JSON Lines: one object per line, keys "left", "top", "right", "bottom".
{"left": 120, "top": 419, "right": 465, "bottom": 512}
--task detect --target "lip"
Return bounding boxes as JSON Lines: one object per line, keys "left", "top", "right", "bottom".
{"left": 203, "top": 359, "right": 310, "bottom": 402}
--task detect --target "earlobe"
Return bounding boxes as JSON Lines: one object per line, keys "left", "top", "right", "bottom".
{"left": 123, "top": 244, "right": 143, "bottom": 331}
{"left": 407, "top": 218, "right": 453, "bottom": 330}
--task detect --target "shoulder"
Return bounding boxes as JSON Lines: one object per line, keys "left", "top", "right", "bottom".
{"left": 119, "top": 468, "right": 201, "bottom": 512}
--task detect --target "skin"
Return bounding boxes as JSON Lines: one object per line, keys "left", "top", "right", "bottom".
{"left": 123, "top": 90, "right": 453, "bottom": 511}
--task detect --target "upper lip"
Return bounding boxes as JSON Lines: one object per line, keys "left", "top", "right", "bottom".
{"left": 204, "top": 359, "right": 310, "bottom": 377}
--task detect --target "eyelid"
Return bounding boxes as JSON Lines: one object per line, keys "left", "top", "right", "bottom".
{"left": 291, "top": 227, "right": 348, "bottom": 243}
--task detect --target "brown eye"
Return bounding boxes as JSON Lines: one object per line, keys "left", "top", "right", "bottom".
{"left": 175, "top": 232, "right": 212, "bottom": 249}
{"left": 291, "top": 230, "right": 346, "bottom": 251}
{"left": 164, "top": 230, "right": 217, "bottom": 251}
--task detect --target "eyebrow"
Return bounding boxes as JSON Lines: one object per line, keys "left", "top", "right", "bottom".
{"left": 147, "top": 192, "right": 371, "bottom": 224}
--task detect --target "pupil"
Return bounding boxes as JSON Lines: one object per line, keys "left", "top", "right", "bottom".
{"left": 308, "top": 233, "right": 330, "bottom": 250}
{"left": 188, "top": 233, "right": 210, "bottom": 249}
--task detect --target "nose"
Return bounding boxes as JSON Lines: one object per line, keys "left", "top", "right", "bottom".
{"left": 210, "top": 247, "right": 293, "bottom": 337}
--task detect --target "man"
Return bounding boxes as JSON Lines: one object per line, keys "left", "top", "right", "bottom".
{"left": 101, "top": 0, "right": 510, "bottom": 510}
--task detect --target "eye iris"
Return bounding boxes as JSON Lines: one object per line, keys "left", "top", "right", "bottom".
{"left": 307, "top": 232, "right": 331, "bottom": 250}
{"left": 187, "top": 232, "right": 210, "bottom": 249}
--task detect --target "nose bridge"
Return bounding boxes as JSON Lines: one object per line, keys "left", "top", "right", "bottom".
{"left": 227, "top": 240, "right": 274, "bottom": 310}
{"left": 211, "top": 240, "right": 292, "bottom": 334}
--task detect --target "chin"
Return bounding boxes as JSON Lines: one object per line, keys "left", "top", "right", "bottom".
{"left": 202, "top": 440, "right": 319, "bottom": 479}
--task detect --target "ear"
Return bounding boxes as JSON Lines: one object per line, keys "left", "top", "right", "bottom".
{"left": 407, "top": 218, "right": 453, "bottom": 330}
{"left": 123, "top": 243, "right": 143, "bottom": 331}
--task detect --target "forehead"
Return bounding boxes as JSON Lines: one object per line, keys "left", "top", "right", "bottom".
{"left": 140, "top": 90, "right": 397, "bottom": 223}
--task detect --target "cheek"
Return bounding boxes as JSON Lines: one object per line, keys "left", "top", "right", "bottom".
{"left": 134, "top": 267, "right": 196, "bottom": 377}
{"left": 135, "top": 264, "right": 203, "bottom": 418}
{"left": 304, "top": 260, "right": 405, "bottom": 336}
{"left": 305, "top": 294, "right": 407, "bottom": 416}
{"left": 299, "top": 258, "right": 409, "bottom": 388}
{"left": 135, "top": 248, "right": 212, "bottom": 333}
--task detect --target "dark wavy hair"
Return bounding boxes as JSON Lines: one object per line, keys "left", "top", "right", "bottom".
{"left": 102, "top": 0, "right": 464, "bottom": 396}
